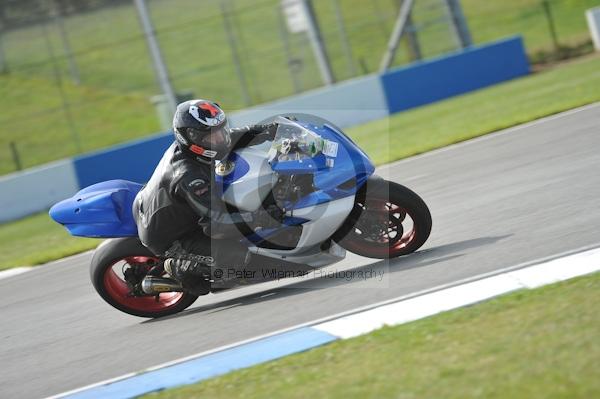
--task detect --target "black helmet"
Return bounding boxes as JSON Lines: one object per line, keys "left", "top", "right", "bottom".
{"left": 173, "top": 99, "right": 232, "bottom": 164}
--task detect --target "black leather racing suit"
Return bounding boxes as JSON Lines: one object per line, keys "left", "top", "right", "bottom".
{"left": 132, "top": 126, "right": 275, "bottom": 267}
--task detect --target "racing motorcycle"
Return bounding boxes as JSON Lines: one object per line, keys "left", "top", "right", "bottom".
{"left": 50, "top": 114, "right": 432, "bottom": 318}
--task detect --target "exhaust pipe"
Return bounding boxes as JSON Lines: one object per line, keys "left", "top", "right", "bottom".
{"left": 141, "top": 276, "right": 183, "bottom": 294}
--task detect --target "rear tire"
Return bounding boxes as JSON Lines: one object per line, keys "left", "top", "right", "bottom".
{"left": 90, "top": 237, "right": 198, "bottom": 318}
{"left": 333, "top": 178, "right": 431, "bottom": 259}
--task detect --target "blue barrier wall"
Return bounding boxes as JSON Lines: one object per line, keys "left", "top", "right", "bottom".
{"left": 381, "top": 36, "right": 529, "bottom": 113}
{"left": 73, "top": 132, "right": 172, "bottom": 188}
{"left": 0, "top": 160, "right": 80, "bottom": 223}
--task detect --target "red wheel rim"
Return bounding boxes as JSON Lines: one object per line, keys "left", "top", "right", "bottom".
{"left": 342, "top": 199, "right": 418, "bottom": 257}
{"left": 102, "top": 256, "right": 185, "bottom": 313}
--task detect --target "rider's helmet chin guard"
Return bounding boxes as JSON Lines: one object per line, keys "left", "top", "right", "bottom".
{"left": 173, "top": 99, "right": 232, "bottom": 164}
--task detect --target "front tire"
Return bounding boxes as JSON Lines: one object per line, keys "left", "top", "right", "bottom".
{"left": 333, "top": 178, "right": 432, "bottom": 259}
{"left": 90, "top": 237, "right": 198, "bottom": 318}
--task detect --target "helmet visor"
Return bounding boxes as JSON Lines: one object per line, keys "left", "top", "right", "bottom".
{"left": 188, "top": 124, "right": 231, "bottom": 151}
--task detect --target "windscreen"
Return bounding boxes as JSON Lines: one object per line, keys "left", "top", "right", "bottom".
{"left": 268, "top": 117, "right": 327, "bottom": 163}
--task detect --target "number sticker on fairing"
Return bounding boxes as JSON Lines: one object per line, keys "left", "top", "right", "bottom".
{"left": 323, "top": 140, "right": 339, "bottom": 157}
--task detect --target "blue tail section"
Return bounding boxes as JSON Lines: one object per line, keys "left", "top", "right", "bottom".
{"left": 49, "top": 180, "right": 141, "bottom": 238}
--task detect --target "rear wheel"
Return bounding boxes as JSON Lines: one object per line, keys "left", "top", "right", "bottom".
{"left": 333, "top": 179, "right": 431, "bottom": 259}
{"left": 90, "top": 237, "right": 198, "bottom": 318}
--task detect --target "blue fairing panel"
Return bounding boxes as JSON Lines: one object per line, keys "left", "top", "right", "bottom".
{"left": 49, "top": 180, "right": 141, "bottom": 238}
{"left": 270, "top": 153, "right": 330, "bottom": 174}
{"left": 316, "top": 124, "right": 374, "bottom": 190}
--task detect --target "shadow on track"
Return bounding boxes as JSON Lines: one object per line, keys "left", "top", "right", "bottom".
{"left": 143, "top": 235, "right": 510, "bottom": 324}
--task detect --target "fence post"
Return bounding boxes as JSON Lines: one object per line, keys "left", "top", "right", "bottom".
{"left": 405, "top": 12, "right": 422, "bottom": 61}
{"left": 133, "top": 0, "right": 178, "bottom": 113}
{"left": 9, "top": 142, "right": 22, "bottom": 171}
{"left": 0, "top": 7, "right": 7, "bottom": 74}
{"left": 52, "top": 0, "right": 81, "bottom": 85}
{"left": 379, "top": 0, "right": 416, "bottom": 72}
{"left": 541, "top": 0, "right": 560, "bottom": 53}
{"left": 278, "top": 4, "right": 303, "bottom": 94}
{"left": 444, "top": 0, "right": 472, "bottom": 49}
{"left": 227, "top": 0, "right": 262, "bottom": 103}
{"left": 220, "top": 2, "right": 252, "bottom": 107}
{"left": 302, "top": 0, "right": 335, "bottom": 85}
{"left": 391, "top": 0, "right": 421, "bottom": 62}
{"left": 331, "top": 0, "right": 358, "bottom": 77}
{"left": 41, "top": 22, "right": 83, "bottom": 153}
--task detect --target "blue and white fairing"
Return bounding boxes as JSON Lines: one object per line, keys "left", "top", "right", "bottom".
{"left": 215, "top": 116, "right": 375, "bottom": 254}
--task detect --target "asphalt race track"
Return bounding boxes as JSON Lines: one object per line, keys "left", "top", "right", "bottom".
{"left": 2, "top": 104, "right": 600, "bottom": 399}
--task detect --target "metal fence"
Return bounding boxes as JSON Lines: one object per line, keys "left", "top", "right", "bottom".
{"left": 0, "top": 0, "right": 594, "bottom": 174}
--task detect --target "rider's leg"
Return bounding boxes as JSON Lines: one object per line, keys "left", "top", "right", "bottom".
{"left": 164, "top": 229, "right": 250, "bottom": 295}
{"left": 163, "top": 230, "right": 212, "bottom": 295}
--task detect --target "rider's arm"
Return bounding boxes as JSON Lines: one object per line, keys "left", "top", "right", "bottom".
{"left": 174, "top": 175, "right": 253, "bottom": 226}
{"left": 229, "top": 123, "right": 277, "bottom": 149}
{"left": 174, "top": 174, "right": 284, "bottom": 238}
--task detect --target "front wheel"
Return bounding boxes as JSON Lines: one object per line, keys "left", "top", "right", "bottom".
{"left": 333, "top": 179, "right": 432, "bottom": 259}
{"left": 90, "top": 237, "right": 198, "bottom": 318}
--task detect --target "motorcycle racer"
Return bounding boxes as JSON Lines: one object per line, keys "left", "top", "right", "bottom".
{"left": 132, "top": 99, "right": 281, "bottom": 295}
{"left": 49, "top": 108, "right": 432, "bottom": 318}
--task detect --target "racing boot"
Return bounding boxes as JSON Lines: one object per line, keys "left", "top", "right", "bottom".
{"left": 164, "top": 257, "right": 211, "bottom": 296}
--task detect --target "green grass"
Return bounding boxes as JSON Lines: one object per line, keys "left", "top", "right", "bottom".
{"left": 1, "top": 54, "right": 600, "bottom": 270}
{"left": 0, "top": 212, "right": 99, "bottom": 271}
{"left": 146, "top": 272, "right": 600, "bottom": 399}
{"left": 0, "top": 75, "right": 161, "bottom": 171}
{"left": 464, "top": 0, "right": 598, "bottom": 51}
{"left": 348, "top": 54, "right": 600, "bottom": 165}
{"left": 0, "top": 0, "right": 597, "bottom": 174}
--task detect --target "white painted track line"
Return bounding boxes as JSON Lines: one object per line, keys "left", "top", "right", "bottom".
{"left": 312, "top": 246, "right": 600, "bottom": 339}
{"left": 0, "top": 266, "right": 32, "bottom": 280}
